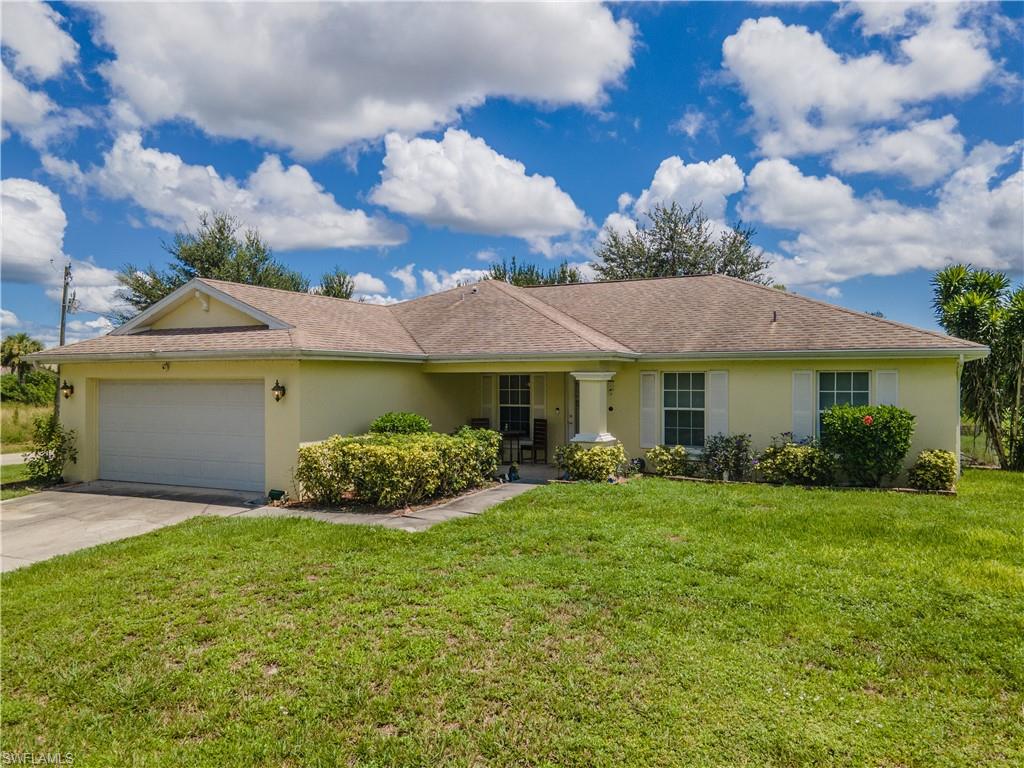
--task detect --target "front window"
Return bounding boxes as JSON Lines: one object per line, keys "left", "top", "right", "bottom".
{"left": 664, "top": 372, "right": 705, "bottom": 447}
{"left": 499, "top": 374, "right": 531, "bottom": 435}
{"left": 818, "top": 371, "right": 870, "bottom": 433}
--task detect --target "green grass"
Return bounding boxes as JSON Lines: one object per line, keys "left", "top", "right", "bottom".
{"left": 2, "top": 471, "right": 1021, "bottom": 767}
{"left": 0, "top": 402, "right": 50, "bottom": 454}
{"left": 0, "top": 463, "right": 39, "bottom": 500}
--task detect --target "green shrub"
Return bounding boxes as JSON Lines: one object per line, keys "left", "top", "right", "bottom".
{"left": 820, "top": 405, "right": 915, "bottom": 486}
{"left": 645, "top": 445, "right": 692, "bottom": 476}
{"left": 295, "top": 429, "right": 500, "bottom": 508}
{"left": 555, "top": 442, "right": 628, "bottom": 482}
{"left": 758, "top": 436, "right": 836, "bottom": 486}
{"left": 25, "top": 414, "right": 77, "bottom": 483}
{"left": 907, "top": 450, "right": 958, "bottom": 491}
{"left": 694, "top": 433, "right": 755, "bottom": 480}
{"left": 368, "top": 411, "right": 432, "bottom": 435}
{"left": 1, "top": 369, "right": 57, "bottom": 405}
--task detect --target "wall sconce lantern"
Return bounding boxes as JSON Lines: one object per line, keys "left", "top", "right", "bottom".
{"left": 60, "top": 380, "right": 74, "bottom": 399}
{"left": 271, "top": 380, "right": 286, "bottom": 401}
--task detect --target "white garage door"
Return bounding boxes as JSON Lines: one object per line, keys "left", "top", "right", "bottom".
{"left": 100, "top": 381, "right": 265, "bottom": 491}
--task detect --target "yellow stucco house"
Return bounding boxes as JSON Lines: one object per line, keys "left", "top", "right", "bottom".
{"left": 32, "top": 275, "right": 987, "bottom": 493}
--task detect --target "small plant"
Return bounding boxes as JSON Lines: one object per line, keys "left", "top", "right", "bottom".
{"left": 368, "top": 411, "right": 432, "bottom": 435}
{"left": 821, "top": 405, "right": 915, "bottom": 486}
{"left": 555, "top": 442, "right": 628, "bottom": 482}
{"left": 25, "top": 414, "right": 77, "bottom": 484}
{"left": 908, "top": 450, "right": 958, "bottom": 491}
{"left": 758, "top": 435, "right": 836, "bottom": 486}
{"left": 695, "top": 434, "right": 755, "bottom": 481}
{"left": 645, "top": 445, "right": 691, "bottom": 476}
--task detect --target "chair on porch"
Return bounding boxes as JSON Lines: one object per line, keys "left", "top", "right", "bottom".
{"left": 469, "top": 417, "right": 490, "bottom": 429}
{"left": 519, "top": 418, "right": 547, "bottom": 464}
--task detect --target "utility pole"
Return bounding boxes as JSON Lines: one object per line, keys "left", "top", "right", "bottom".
{"left": 53, "top": 262, "right": 72, "bottom": 418}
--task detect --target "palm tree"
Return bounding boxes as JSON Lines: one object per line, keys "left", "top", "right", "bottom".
{"left": 932, "top": 265, "right": 1024, "bottom": 469}
{"left": 1, "top": 333, "right": 44, "bottom": 383}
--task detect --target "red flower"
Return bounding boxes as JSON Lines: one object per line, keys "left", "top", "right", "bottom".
{"left": 863, "top": 415, "right": 874, "bottom": 426}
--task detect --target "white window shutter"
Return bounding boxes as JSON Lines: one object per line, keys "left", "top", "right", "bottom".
{"left": 640, "top": 371, "right": 658, "bottom": 448}
{"left": 792, "top": 370, "right": 814, "bottom": 441}
{"left": 481, "top": 375, "right": 493, "bottom": 423}
{"left": 531, "top": 374, "right": 546, "bottom": 421}
{"left": 876, "top": 370, "right": 899, "bottom": 406}
{"left": 706, "top": 370, "right": 729, "bottom": 437}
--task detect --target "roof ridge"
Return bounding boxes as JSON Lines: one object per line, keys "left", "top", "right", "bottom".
{"left": 486, "top": 279, "right": 636, "bottom": 354}
{"left": 714, "top": 275, "right": 983, "bottom": 348}
{"left": 523, "top": 274, "right": 718, "bottom": 288}
{"left": 197, "top": 277, "right": 394, "bottom": 309}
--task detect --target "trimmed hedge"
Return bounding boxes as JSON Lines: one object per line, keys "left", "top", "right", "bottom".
{"left": 908, "top": 450, "right": 957, "bottom": 491}
{"left": 696, "top": 433, "right": 755, "bottom": 481}
{"left": 645, "top": 445, "right": 691, "bottom": 477}
{"left": 555, "top": 442, "right": 628, "bottom": 482}
{"left": 368, "top": 411, "right": 432, "bottom": 434}
{"left": 758, "top": 438, "right": 836, "bottom": 486}
{"left": 295, "top": 427, "right": 499, "bottom": 508}
{"left": 821, "top": 405, "right": 915, "bottom": 487}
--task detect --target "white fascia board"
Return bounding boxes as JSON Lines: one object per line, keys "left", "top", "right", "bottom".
{"left": 638, "top": 347, "right": 989, "bottom": 362}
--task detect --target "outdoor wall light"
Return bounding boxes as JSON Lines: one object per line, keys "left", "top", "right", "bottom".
{"left": 271, "top": 380, "right": 286, "bottom": 401}
{"left": 60, "top": 380, "right": 74, "bottom": 399}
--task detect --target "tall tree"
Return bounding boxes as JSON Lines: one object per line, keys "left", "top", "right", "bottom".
{"left": 314, "top": 268, "right": 355, "bottom": 300}
{"left": 115, "top": 212, "right": 311, "bottom": 321}
{"left": 1, "top": 333, "right": 43, "bottom": 382}
{"left": 593, "top": 202, "right": 772, "bottom": 284}
{"left": 932, "top": 264, "right": 1024, "bottom": 469}
{"left": 488, "top": 257, "right": 583, "bottom": 287}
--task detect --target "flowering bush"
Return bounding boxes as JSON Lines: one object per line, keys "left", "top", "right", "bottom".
{"left": 555, "top": 442, "right": 629, "bottom": 482}
{"left": 758, "top": 435, "right": 836, "bottom": 486}
{"left": 296, "top": 428, "right": 500, "bottom": 507}
{"left": 25, "top": 414, "right": 77, "bottom": 484}
{"left": 820, "top": 405, "right": 915, "bottom": 486}
{"left": 645, "top": 445, "right": 692, "bottom": 476}
{"left": 907, "top": 450, "right": 958, "bottom": 491}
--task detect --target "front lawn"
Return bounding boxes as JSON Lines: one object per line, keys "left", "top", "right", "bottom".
{"left": 1, "top": 470, "right": 1021, "bottom": 766}
{"left": 0, "top": 463, "right": 39, "bottom": 500}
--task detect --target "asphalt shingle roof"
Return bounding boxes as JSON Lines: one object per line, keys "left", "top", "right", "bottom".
{"left": 35, "top": 274, "right": 984, "bottom": 361}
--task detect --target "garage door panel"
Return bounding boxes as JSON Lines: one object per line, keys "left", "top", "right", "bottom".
{"left": 100, "top": 381, "right": 265, "bottom": 491}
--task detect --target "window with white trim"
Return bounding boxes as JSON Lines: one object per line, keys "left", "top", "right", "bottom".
{"left": 663, "top": 372, "right": 705, "bottom": 447}
{"left": 818, "top": 371, "right": 869, "bottom": 433}
{"left": 498, "top": 375, "right": 531, "bottom": 435}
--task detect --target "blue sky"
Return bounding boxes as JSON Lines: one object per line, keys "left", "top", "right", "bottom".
{"left": 2, "top": 1, "right": 1022, "bottom": 346}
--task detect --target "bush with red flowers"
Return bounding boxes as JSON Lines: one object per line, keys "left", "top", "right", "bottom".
{"left": 820, "top": 405, "right": 915, "bottom": 486}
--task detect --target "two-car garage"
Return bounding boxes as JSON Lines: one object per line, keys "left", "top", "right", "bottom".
{"left": 98, "top": 381, "right": 265, "bottom": 492}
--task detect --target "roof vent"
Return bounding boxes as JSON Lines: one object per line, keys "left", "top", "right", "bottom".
{"left": 772, "top": 310, "right": 778, "bottom": 323}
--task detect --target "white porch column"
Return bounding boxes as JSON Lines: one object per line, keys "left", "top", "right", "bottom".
{"left": 570, "top": 371, "right": 617, "bottom": 446}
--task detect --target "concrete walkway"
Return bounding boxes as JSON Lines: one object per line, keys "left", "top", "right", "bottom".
{"left": 235, "top": 480, "right": 538, "bottom": 531}
{"left": 1, "top": 452, "right": 29, "bottom": 466}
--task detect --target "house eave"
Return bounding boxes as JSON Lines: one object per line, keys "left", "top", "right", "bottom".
{"left": 638, "top": 347, "right": 989, "bottom": 362}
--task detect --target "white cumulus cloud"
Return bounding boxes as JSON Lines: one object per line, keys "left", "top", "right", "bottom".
{"left": 1, "top": 0, "right": 78, "bottom": 80}
{"left": 722, "top": 12, "right": 996, "bottom": 157}
{"left": 389, "top": 264, "right": 418, "bottom": 297}
{"left": 1, "top": 308, "right": 20, "bottom": 330}
{"left": 371, "top": 129, "right": 588, "bottom": 253}
{"left": 741, "top": 144, "right": 1024, "bottom": 286}
{"left": 830, "top": 115, "right": 967, "bottom": 187}
{"left": 88, "top": 2, "right": 634, "bottom": 158}
{"left": 53, "top": 132, "right": 406, "bottom": 250}
{"left": 420, "top": 267, "right": 490, "bottom": 295}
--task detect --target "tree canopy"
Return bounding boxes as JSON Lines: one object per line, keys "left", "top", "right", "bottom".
{"left": 1, "top": 332, "right": 43, "bottom": 382}
{"left": 593, "top": 202, "right": 772, "bottom": 284}
{"left": 115, "top": 212, "right": 345, "bottom": 321}
{"left": 314, "top": 268, "right": 355, "bottom": 300}
{"left": 488, "top": 257, "right": 583, "bottom": 287}
{"left": 932, "top": 264, "right": 1024, "bottom": 469}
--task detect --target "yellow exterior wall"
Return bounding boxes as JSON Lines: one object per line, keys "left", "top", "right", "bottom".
{"left": 299, "top": 362, "right": 477, "bottom": 442}
{"left": 150, "top": 294, "right": 265, "bottom": 329}
{"left": 606, "top": 358, "right": 960, "bottom": 473}
{"left": 57, "top": 360, "right": 300, "bottom": 493}
{"left": 56, "top": 355, "right": 961, "bottom": 494}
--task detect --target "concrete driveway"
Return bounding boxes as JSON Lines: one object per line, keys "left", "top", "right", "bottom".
{"left": 0, "top": 481, "right": 262, "bottom": 572}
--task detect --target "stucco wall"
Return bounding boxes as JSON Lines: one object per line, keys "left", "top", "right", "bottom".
{"left": 149, "top": 294, "right": 264, "bottom": 329}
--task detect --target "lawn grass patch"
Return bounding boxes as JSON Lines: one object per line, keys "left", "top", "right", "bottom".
{"left": 0, "top": 463, "right": 40, "bottom": 500}
{"left": 1, "top": 470, "right": 1021, "bottom": 766}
